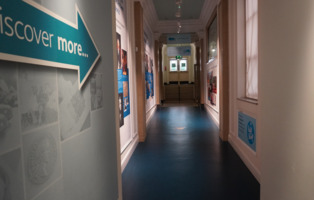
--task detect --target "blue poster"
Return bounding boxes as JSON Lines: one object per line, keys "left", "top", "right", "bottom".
{"left": 238, "top": 112, "right": 256, "bottom": 152}
{"left": 0, "top": 0, "right": 100, "bottom": 89}
{"left": 145, "top": 72, "right": 154, "bottom": 99}
{"left": 117, "top": 68, "right": 130, "bottom": 118}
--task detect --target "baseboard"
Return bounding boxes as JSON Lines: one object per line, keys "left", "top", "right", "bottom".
{"left": 204, "top": 104, "right": 219, "bottom": 127}
{"left": 121, "top": 135, "right": 139, "bottom": 172}
{"left": 228, "top": 133, "right": 261, "bottom": 182}
{"left": 146, "top": 105, "right": 157, "bottom": 124}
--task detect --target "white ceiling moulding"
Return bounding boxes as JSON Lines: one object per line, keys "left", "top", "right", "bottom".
{"left": 199, "top": 0, "right": 218, "bottom": 27}
{"left": 140, "top": 0, "right": 158, "bottom": 31}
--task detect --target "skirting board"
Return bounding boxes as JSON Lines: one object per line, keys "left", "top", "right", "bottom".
{"left": 228, "top": 133, "right": 261, "bottom": 182}
{"left": 205, "top": 104, "right": 219, "bottom": 127}
{"left": 146, "top": 105, "right": 157, "bottom": 124}
{"left": 121, "top": 135, "right": 139, "bottom": 172}
{"left": 121, "top": 105, "right": 157, "bottom": 172}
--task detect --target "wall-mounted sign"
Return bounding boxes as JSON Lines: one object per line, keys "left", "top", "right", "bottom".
{"left": 167, "top": 34, "right": 191, "bottom": 44}
{"left": 167, "top": 46, "right": 191, "bottom": 57}
{"left": 0, "top": 0, "right": 100, "bottom": 89}
{"left": 175, "top": 55, "right": 182, "bottom": 60}
{"left": 238, "top": 112, "right": 256, "bottom": 152}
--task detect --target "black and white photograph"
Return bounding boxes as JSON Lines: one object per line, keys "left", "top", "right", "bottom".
{"left": 22, "top": 124, "right": 61, "bottom": 199}
{"left": 0, "top": 63, "right": 20, "bottom": 155}
{"left": 0, "top": 149, "right": 25, "bottom": 200}
{"left": 58, "top": 69, "right": 91, "bottom": 141}
{"left": 19, "top": 65, "right": 58, "bottom": 133}
{"left": 90, "top": 73, "right": 104, "bottom": 111}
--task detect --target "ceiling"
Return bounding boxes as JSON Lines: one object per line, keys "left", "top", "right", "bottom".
{"left": 152, "top": 0, "right": 205, "bottom": 21}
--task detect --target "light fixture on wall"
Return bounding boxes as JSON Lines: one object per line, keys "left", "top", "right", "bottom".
{"left": 175, "top": 0, "right": 182, "bottom": 33}
{"left": 177, "top": 21, "right": 181, "bottom": 33}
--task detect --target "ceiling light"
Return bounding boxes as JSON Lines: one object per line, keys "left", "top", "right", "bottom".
{"left": 176, "top": 12, "right": 181, "bottom": 18}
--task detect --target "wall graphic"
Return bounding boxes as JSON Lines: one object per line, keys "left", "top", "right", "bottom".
{"left": 22, "top": 124, "right": 61, "bottom": 199}
{"left": 0, "top": 0, "right": 119, "bottom": 199}
{"left": 0, "top": 149, "right": 24, "bottom": 200}
{"left": 19, "top": 65, "right": 58, "bottom": 133}
{"left": 0, "top": 62, "right": 19, "bottom": 155}
{"left": 207, "top": 70, "right": 217, "bottom": 106}
{"left": 145, "top": 55, "right": 154, "bottom": 100}
{"left": 238, "top": 112, "right": 256, "bottom": 152}
{"left": 90, "top": 73, "right": 104, "bottom": 111}
{"left": 58, "top": 69, "right": 91, "bottom": 141}
{"left": 117, "top": 49, "right": 130, "bottom": 123}
{"left": 144, "top": 29, "right": 155, "bottom": 112}
{"left": 116, "top": 0, "right": 132, "bottom": 152}
{"left": 0, "top": 0, "right": 100, "bottom": 89}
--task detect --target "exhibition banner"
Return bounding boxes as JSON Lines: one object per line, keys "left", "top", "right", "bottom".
{"left": 167, "top": 34, "right": 191, "bottom": 44}
{"left": 145, "top": 71, "right": 154, "bottom": 99}
{"left": 117, "top": 69, "right": 130, "bottom": 118}
{"left": 0, "top": 0, "right": 100, "bottom": 89}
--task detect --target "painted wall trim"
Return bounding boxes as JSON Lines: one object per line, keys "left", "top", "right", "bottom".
{"left": 205, "top": 104, "right": 219, "bottom": 127}
{"left": 121, "top": 134, "right": 139, "bottom": 172}
{"left": 146, "top": 105, "right": 157, "bottom": 124}
{"left": 199, "top": 0, "right": 218, "bottom": 27}
{"left": 228, "top": 133, "right": 261, "bottom": 182}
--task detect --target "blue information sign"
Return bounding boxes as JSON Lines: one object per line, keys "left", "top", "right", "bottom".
{"left": 0, "top": 0, "right": 100, "bottom": 89}
{"left": 238, "top": 112, "right": 256, "bottom": 152}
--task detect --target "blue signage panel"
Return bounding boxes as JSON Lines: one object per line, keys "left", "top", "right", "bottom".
{"left": 167, "top": 34, "right": 191, "bottom": 44}
{"left": 0, "top": 0, "right": 100, "bottom": 89}
{"left": 238, "top": 112, "right": 256, "bottom": 152}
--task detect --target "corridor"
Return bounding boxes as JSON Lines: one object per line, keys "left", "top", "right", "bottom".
{"left": 122, "top": 106, "right": 260, "bottom": 200}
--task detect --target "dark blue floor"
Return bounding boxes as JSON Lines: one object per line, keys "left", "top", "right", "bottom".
{"left": 122, "top": 106, "right": 260, "bottom": 200}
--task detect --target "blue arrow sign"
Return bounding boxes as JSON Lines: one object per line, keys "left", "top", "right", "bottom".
{"left": 0, "top": 0, "right": 100, "bottom": 89}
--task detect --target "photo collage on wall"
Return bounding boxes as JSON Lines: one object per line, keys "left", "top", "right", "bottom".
{"left": 116, "top": 0, "right": 130, "bottom": 128}
{"left": 116, "top": 33, "right": 130, "bottom": 127}
{"left": 0, "top": 61, "right": 105, "bottom": 199}
{"left": 207, "top": 70, "right": 217, "bottom": 106}
{"left": 145, "top": 54, "right": 154, "bottom": 100}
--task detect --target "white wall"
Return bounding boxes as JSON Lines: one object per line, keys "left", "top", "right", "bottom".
{"left": 120, "top": 0, "right": 158, "bottom": 171}
{"left": 260, "top": 0, "right": 314, "bottom": 199}
{"left": 227, "top": 0, "right": 261, "bottom": 182}
{"left": 144, "top": 19, "right": 157, "bottom": 117}
{"left": 116, "top": 0, "right": 139, "bottom": 172}
{"left": 0, "top": 0, "right": 121, "bottom": 199}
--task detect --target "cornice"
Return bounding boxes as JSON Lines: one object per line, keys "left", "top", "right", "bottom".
{"left": 141, "top": 0, "right": 158, "bottom": 32}
{"left": 199, "top": 0, "right": 218, "bottom": 27}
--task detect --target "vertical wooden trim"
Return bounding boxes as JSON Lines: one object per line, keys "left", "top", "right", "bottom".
{"left": 200, "top": 39, "right": 205, "bottom": 104}
{"left": 154, "top": 40, "right": 160, "bottom": 105}
{"left": 112, "top": 0, "right": 122, "bottom": 199}
{"left": 159, "top": 45, "right": 164, "bottom": 102}
{"left": 195, "top": 45, "right": 201, "bottom": 104}
{"left": 134, "top": 1, "right": 146, "bottom": 142}
{"left": 218, "top": 0, "right": 229, "bottom": 141}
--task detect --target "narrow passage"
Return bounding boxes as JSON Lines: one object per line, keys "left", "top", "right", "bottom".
{"left": 123, "top": 106, "right": 260, "bottom": 200}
